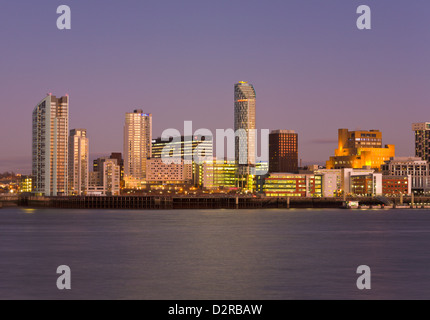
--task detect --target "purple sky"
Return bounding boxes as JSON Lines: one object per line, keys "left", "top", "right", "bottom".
{"left": 1, "top": 1, "right": 430, "bottom": 173}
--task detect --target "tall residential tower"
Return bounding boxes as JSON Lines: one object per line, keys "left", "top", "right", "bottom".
{"left": 124, "top": 110, "right": 152, "bottom": 187}
{"left": 32, "top": 94, "right": 69, "bottom": 196}
{"left": 412, "top": 122, "right": 430, "bottom": 161}
{"left": 68, "top": 129, "right": 89, "bottom": 195}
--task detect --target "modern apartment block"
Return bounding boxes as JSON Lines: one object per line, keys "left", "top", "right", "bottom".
{"left": 269, "top": 130, "right": 298, "bottom": 173}
{"left": 68, "top": 129, "right": 89, "bottom": 195}
{"left": 234, "top": 81, "right": 256, "bottom": 188}
{"left": 124, "top": 110, "right": 152, "bottom": 187}
{"left": 326, "top": 129, "right": 395, "bottom": 171}
{"left": 412, "top": 123, "right": 430, "bottom": 161}
{"left": 32, "top": 94, "right": 69, "bottom": 196}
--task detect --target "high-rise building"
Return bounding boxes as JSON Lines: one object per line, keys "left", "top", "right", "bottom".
{"left": 124, "top": 110, "right": 152, "bottom": 186}
{"left": 234, "top": 81, "right": 256, "bottom": 189}
{"left": 32, "top": 94, "right": 69, "bottom": 196}
{"left": 412, "top": 123, "right": 430, "bottom": 161}
{"left": 68, "top": 129, "right": 89, "bottom": 195}
{"left": 269, "top": 130, "right": 298, "bottom": 173}
{"left": 326, "top": 129, "right": 395, "bottom": 171}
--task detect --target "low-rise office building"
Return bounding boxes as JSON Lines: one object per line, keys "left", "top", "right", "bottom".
{"left": 146, "top": 158, "right": 193, "bottom": 186}
{"left": 381, "top": 157, "right": 430, "bottom": 192}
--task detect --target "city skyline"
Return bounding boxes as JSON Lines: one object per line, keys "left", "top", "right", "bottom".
{"left": 2, "top": 1, "right": 430, "bottom": 173}
{"left": 4, "top": 85, "right": 430, "bottom": 175}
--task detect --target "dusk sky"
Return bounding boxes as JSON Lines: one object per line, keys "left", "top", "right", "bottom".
{"left": 1, "top": 0, "right": 430, "bottom": 173}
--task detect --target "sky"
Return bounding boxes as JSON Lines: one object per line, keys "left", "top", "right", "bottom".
{"left": 1, "top": 0, "right": 430, "bottom": 173}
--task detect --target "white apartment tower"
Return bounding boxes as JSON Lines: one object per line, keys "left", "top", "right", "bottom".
{"left": 124, "top": 110, "right": 152, "bottom": 183}
{"left": 32, "top": 94, "right": 69, "bottom": 196}
{"left": 68, "top": 129, "right": 89, "bottom": 195}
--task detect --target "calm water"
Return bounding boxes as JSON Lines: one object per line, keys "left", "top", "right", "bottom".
{"left": 1, "top": 207, "right": 430, "bottom": 300}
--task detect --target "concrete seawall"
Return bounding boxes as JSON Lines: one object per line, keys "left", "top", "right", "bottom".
{"left": 0, "top": 195, "right": 19, "bottom": 208}
{"left": 21, "top": 196, "right": 352, "bottom": 210}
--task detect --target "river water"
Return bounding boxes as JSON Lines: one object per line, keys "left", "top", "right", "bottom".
{"left": 1, "top": 207, "right": 430, "bottom": 300}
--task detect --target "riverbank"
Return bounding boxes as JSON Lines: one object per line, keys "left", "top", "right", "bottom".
{"left": 0, "top": 195, "right": 426, "bottom": 210}
{"left": 3, "top": 195, "right": 430, "bottom": 210}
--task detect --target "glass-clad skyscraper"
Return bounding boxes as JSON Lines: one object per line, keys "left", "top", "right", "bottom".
{"left": 234, "top": 82, "right": 256, "bottom": 189}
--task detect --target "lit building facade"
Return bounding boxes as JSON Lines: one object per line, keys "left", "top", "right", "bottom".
{"left": 382, "top": 176, "right": 411, "bottom": 195}
{"left": 124, "top": 110, "right": 152, "bottom": 187}
{"left": 314, "top": 169, "right": 342, "bottom": 197}
{"left": 152, "top": 135, "right": 213, "bottom": 161}
{"left": 234, "top": 81, "right": 256, "bottom": 188}
{"left": 381, "top": 157, "right": 430, "bottom": 192}
{"left": 152, "top": 135, "right": 213, "bottom": 185}
{"left": 68, "top": 129, "right": 89, "bottom": 195}
{"left": 87, "top": 158, "right": 120, "bottom": 196}
{"left": 32, "top": 94, "right": 69, "bottom": 196}
{"left": 110, "top": 153, "right": 124, "bottom": 183}
{"left": 103, "top": 159, "right": 121, "bottom": 196}
{"left": 412, "top": 123, "right": 430, "bottom": 161}
{"left": 350, "top": 173, "right": 383, "bottom": 196}
{"left": 269, "top": 130, "right": 298, "bottom": 173}
{"left": 198, "top": 160, "right": 238, "bottom": 191}
{"left": 263, "top": 173, "right": 322, "bottom": 197}
{"left": 19, "top": 176, "right": 32, "bottom": 193}
{"left": 341, "top": 168, "right": 376, "bottom": 195}
{"left": 146, "top": 158, "right": 193, "bottom": 185}
{"left": 326, "top": 129, "right": 395, "bottom": 171}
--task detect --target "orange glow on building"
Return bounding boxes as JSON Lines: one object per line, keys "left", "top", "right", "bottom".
{"left": 326, "top": 129, "right": 395, "bottom": 171}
